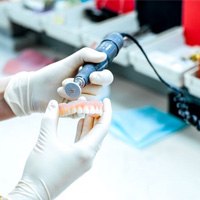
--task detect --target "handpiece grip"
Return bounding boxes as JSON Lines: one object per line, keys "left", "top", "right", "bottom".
{"left": 74, "top": 60, "right": 108, "bottom": 87}
{"left": 74, "top": 32, "right": 124, "bottom": 87}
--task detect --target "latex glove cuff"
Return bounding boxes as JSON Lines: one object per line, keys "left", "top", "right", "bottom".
{"left": 4, "top": 72, "right": 32, "bottom": 116}
{"left": 8, "top": 179, "right": 50, "bottom": 200}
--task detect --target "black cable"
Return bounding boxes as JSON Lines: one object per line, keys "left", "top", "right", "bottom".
{"left": 120, "top": 33, "right": 200, "bottom": 129}
{"left": 120, "top": 32, "right": 181, "bottom": 95}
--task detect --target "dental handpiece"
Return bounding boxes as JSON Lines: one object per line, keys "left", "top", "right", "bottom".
{"left": 64, "top": 32, "right": 124, "bottom": 100}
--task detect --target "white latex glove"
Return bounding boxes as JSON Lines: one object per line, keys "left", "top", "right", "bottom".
{"left": 7, "top": 98, "right": 112, "bottom": 200}
{"left": 4, "top": 48, "right": 113, "bottom": 116}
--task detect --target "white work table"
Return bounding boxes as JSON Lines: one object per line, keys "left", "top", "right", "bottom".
{"left": 1, "top": 72, "right": 200, "bottom": 200}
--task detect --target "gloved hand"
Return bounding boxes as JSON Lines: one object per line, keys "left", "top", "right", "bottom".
{"left": 7, "top": 98, "right": 112, "bottom": 200}
{"left": 4, "top": 48, "right": 113, "bottom": 116}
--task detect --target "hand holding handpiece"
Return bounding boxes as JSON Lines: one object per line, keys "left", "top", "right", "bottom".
{"left": 4, "top": 48, "right": 113, "bottom": 116}
{"left": 64, "top": 32, "right": 124, "bottom": 100}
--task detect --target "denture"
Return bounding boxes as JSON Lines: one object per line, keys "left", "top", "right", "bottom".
{"left": 59, "top": 99, "right": 103, "bottom": 117}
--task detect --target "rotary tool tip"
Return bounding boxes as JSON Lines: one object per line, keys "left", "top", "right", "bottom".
{"left": 64, "top": 82, "right": 81, "bottom": 100}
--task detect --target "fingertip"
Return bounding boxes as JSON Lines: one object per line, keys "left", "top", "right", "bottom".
{"left": 103, "top": 97, "right": 111, "bottom": 104}
{"left": 78, "top": 96, "right": 87, "bottom": 101}
{"left": 90, "top": 70, "right": 114, "bottom": 86}
{"left": 103, "top": 98, "right": 111, "bottom": 109}
{"left": 101, "top": 98, "right": 112, "bottom": 122}
{"left": 80, "top": 47, "right": 107, "bottom": 63}
{"left": 91, "top": 48, "right": 107, "bottom": 60}
{"left": 98, "top": 51, "right": 107, "bottom": 60}
{"left": 45, "top": 100, "right": 59, "bottom": 117}
{"left": 48, "top": 100, "right": 58, "bottom": 110}
{"left": 62, "top": 78, "right": 74, "bottom": 86}
{"left": 40, "top": 100, "right": 59, "bottom": 137}
{"left": 57, "top": 87, "right": 67, "bottom": 98}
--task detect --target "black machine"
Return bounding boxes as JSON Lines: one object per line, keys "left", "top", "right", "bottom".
{"left": 169, "top": 88, "right": 200, "bottom": 130}
{"left": 136, "top": 0, "right": 182, "bottom": 33}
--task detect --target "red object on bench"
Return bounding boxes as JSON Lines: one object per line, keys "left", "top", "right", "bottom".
{"left": 3, "top": 49, "right": 55, "bottom": 75}
{"left": 183, "top": 0, "right": 200, "bottom": 45}
{"left": 96, "top": 0, "right": 134, "bottom": 14}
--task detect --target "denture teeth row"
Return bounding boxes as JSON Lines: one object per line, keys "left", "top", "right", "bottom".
{"left": 59, "top": 100, "right": 103, "bottom": 117}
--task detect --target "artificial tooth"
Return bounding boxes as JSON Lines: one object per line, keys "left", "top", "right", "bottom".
{"left": 66, "top": 109, "right": 72, "bottom": 115}
{"left": 72, "top": 107, "right": 76, "bottom": 114}
{"left": 77, "top": 107, "right": 83, "bottom": 114}
{"left": 90, "top": 106, "right": 95, "bottom": 114}
{"left": 95, "top": 108, "right": 100, "bottom": 115}
{"left": 99, "top": 109, "right": 103, "bottom": 116}
{"left": 83, "top": 106, "right": 89, "bottom": 114}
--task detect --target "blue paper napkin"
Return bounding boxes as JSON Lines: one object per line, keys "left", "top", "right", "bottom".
{"left": 110, "top": 106, "right": 187, "bottom": 148}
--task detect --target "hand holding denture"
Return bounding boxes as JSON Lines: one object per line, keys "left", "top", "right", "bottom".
{"left": 4, "top": 48, "right": 113, "bottom": 116}
{"left": 59, "top": 98, "right": 104, "bottom": 118}
{"left": 7, "top": 98, "right": 112, "bottom": 200}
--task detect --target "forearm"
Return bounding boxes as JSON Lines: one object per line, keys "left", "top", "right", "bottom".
{"left": 0, "top": 76, "right": 15, "bottom": 120}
